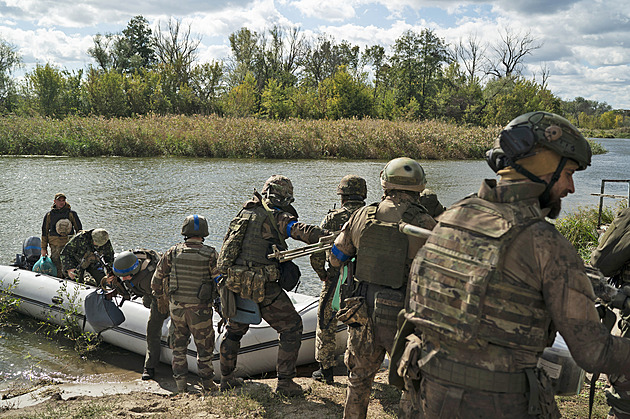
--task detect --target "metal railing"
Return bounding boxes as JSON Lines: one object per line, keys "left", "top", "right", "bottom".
{"left": 590, "top": 179, "right": 630, "bottom": 228}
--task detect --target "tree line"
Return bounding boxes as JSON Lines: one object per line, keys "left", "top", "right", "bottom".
{"left": 0, "top": 15, "right": 625, "bottom": 129}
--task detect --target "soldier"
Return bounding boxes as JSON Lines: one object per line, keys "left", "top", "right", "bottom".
{"left": 217, "top": 175, "right": 330, "bottom": 396}
{"left": 591, "top": 207, "right": 630, "bottom": 418}
{"left": 328, "top": 158, "right": 437, "bottom": 419}
{"left": 41, "top": 192, "right": 82, "bottom": 277}
{"left": 60, "top": 228, "right": 113, "bottom": 284}
{"left": 112, "top": 249, "right": 167, "bottom": 381}
{"left": 309, "top": 175, "right": 367, "bottom": 385}
{"left": 151, "top": 215, "right": 220, "bottom": 394}
{"left": 394, "top": 111, "right": 630, "bottom": 418}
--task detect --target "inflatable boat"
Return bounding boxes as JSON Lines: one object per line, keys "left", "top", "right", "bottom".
{"left": 0, "top": 265, "right": 347, "bottom": 378}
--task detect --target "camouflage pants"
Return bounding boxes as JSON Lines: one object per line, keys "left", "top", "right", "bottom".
{"left": 169, "top": 302, "right": 215, "bottom": 379}
{"left": 220, "top": 281, "right": 302, "bottom": 380}
{"left": 144, "top": 297, "right": 169, "bottom": 369}
{"left": 49, "top": 242, "right": 66, "bottom": 278}
{"left": 343, "top": 319, "right": 396, "bottom": 419}
{"left": 315, "top": 279, "right": 338, "bottom": 369}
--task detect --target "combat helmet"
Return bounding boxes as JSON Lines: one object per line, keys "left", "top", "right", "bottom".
{"left": 262, "top": 175, "right": 295, "bottom": 207}
{"left": 56, "top": 219, "right": 73, "bottom": 236}
{"left": 486, "top": 111, "right": 591, "bottom": 173}
{"left": 91, "top": 228, "right": 110, "bottom": 247}
{"left": 380, "top": 157, "right": 426, "bottom": 192}
{"left": 113, "top": 251, "right": 140, "bottom": 277}
{"left": 337, "top": 175, "right": 367, "bottom": 199}
{"left": 181, "top": 214, "right": 209, "bottom": 237}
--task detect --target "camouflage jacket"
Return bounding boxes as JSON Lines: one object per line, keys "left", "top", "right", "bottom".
{"left": 591, "top": 207, "right": 630, "bottom": 279}
{"left": 309, "top": 199, "right": 365, "bottom": 281}
{"left": 407, "top": 179, "right": 630, "bottom": 374}
{"left": 59, "top": 229, "right": 114, "bottom": 274}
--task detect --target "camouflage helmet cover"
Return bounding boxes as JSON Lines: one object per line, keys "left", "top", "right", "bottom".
{"left": 488, "top": 111, "right": 592, "bottom": 172}
{"left": 91, "top": 228, "right": 109, "bottom": 247}
{"left": 262, "top": 175, "right": 295, "bottom": 205}
{"left": 337, "top": 175, "right": 367, "bottom": 198}
{"left": 113, "top": 251, "right": 140, "bottom": 277}
{"left": 380, "top": 157, "right": 426, "bottom": 192}
{"left": 181, "top": 214, "right": 209, "bottom": 237}
{"left": 56, "top": 219, "right": 73, "bottom": 236}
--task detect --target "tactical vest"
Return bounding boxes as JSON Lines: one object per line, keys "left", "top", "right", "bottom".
{"left": 408, "top": 196, "right": 550, "bottom": 352}
{"left": 235, "top": 206, "right": 283, "bottom": 267}
{"left": 354, "top": 203, "right": 426, "bottom": 289}
{"left": 169, "top": 243, "right": 214, "bottom": 304}
{"left": 128, "top": 249, "right": 159, "bottom": 297}
{"left": 46, "top": 209, "right": 79, "bottom": 237}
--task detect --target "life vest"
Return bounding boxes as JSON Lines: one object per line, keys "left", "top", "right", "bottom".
{"left": 354, "top": 203, "right": 426, "bottom": 289}
{"left": 169, "top": 243, "right": 214, "bottom": 304}
{"left": 408, "top": 196, "right": 550, "bottom": 351}
{"left": 235, "top": 206, "right": 283, "bottom": 267}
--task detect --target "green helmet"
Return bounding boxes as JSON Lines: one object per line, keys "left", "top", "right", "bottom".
{"left": 262, "top": 175, "right": 295, "bottom": 206}
{"left": 487, "top": 111, "right": 592, "bottom": 173}
{"left": 337, "top": 175, "right": 367, "bottom": 198}
{"left": 181, "top": 214, "right": 209, "bottom": 237}
{"left": 91, "top": 228, "right": 109, "bottom": 247}
{"left": 113, "top": 251, "right": 140, "bottom": 277}
{"left": 380, "top": 157, "right": 426, "bottom": 192}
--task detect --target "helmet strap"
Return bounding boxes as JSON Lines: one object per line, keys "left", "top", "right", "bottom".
{"left": 539, "top": 157, "right": 568, "bottom": 208}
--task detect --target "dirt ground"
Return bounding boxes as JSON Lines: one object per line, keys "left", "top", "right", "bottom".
{"left": 0, "top": 364, "right": 401, "bottom": 419}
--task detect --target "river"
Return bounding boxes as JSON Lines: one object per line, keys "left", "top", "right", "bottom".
{"left": 1, "top": 137, "right": 629, "bottom": 390}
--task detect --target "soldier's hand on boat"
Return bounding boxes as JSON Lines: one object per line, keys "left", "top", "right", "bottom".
{"left": 67, "top": 268, "right": 77, "bottom": 280}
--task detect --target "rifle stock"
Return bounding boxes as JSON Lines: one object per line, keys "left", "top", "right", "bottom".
{"left": 267, "top": 231, "right": 340, "bottom": 262}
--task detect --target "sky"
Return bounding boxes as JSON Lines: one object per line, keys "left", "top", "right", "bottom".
{"left": 1, "top": 0, "right": 629, "bottom": 109}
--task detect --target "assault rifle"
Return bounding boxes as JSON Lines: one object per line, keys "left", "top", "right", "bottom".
{"left": 586, "top": 265, "right": 630, "bottom": 311}
{"left": 94, "top": 251, "right": 131, "bottom": 302}
{"left": 267, "top": 231, "right": 340, "bottom": 262}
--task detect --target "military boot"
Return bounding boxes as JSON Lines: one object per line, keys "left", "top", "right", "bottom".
{"left": 141, "top": 367, "right": 155, "bottom": 381}
{"left": 175, "top": 377, "right": 188, "bottom": 394}
{"left": 220, "top": 374, "right": 244, "bottom": 391}
{"left": 275, "top": 378, "right": 304, "bottom": 397}
{"left": 311, "top": 363, "right": 334, "bottom": 384}
{"left": 201, "top": 378, "right": 218, "bottom": 392}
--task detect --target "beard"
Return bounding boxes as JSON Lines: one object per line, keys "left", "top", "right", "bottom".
{"left": 545, "top": 197, "right": 562, "bottom": 219}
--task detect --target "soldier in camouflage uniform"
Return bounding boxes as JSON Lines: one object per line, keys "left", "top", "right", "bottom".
{"left": 41, "top": 192, "right": 82, "bottom": 278}
{"left": 591, "top": 208, "right": 630, "bottom": 418}
{"left": 60, "top": 228, "right": 114, "bottom": 284}
{"left": 217, "top": 175, "right": 330, "bottom": 396}
{"left": 151, "top": 215, "right": 220, "bottom": 394}
{"left": 394, "top": 111, "right": 630, "bottom": 418}
{"left": 309, "top": 175, "right": 367, "bottom": 385}
{"left": 112, "top": 249, "right": 167, "bottom": 381}
{"left": 328, "top": 158, "right": 436, "bottom": 419}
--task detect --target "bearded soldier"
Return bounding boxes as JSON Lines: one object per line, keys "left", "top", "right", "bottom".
{"left": 112, "top": 249, "right": 166, "bottom": 381}
{"left": 394, "top": 111, "right": 630, "bottom": 418}
{"left": 328, "top": 158, "right": 436, "bottom": 419}
{"left": 217, "top": 175, "right": 330, "bottom": 396}
{"left": 309, "top": 175, "right": 367, "bottom": 385}
{"left": 151, "top": 215, "right": 219, "bottom": 394}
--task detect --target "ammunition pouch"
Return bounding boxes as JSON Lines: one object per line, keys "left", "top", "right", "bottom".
{"left": 218, "top": 279, "right": 238, "bottom": 319}
{"left": 278, "top": 260, "right": 301, "bottom": 291}
{"left": 225, "top": 264, "right": 280, "bottom": 303}
{"left": 373, "top": 289, "right": 404, "bottom": 328}
{"left": 197, "top": 282, "right": 213, "bottom": 301}
{"left": 337, "top": 296, "right": 369, "bottom": 328}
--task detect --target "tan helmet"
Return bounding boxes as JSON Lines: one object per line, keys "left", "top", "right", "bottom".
{"left": 262, "top": 175, "right": 295, "bottom": 207}
{"left": 55, "top": 219, "right": 73, "bottom": 236}
{"left": 380, "top": 157, "right": 426, "bottom": 192}
{"left": 91, "top": 228, "right": 109, "bottom": 247}
{"left": 337, "top": 175, "right": 367, "bottom": 198}
{"left": 181, "top": 214, "right": 209, "bottom": 237}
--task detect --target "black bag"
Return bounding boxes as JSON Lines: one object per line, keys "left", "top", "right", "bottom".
{"left": 278, "top": 260, "right": 301, "bottom": 291}
{"left": 84, "top": 289, "right": 126, "bottom": 333}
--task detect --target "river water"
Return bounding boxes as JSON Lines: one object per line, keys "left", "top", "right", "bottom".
{"left": 1, "top": 138, "right": 629, "bottom": 390}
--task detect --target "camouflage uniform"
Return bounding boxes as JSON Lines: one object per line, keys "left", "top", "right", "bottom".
{"left": 151, "top": 238, "right": 219, "bottom": 384}
{"left": 419, "top": 188, "right": 446, "bottom": 218}
{"left": 310, "top": 199, "right": 365, "bottom": 372}
{"left": 60, "top": 229, "right": 113, "bottom": 283}
{"left": 329, "top": 190, "right": 436, "bottom": 419}
{"left": 399, "top": 179, "right": 630, "bottom": 418}
{"left": 591, "top": 207, "right": 630, "bottom": 418}
{"left": 219, "top": 189, "right": 328, "bottom": 392}
{"left": 41, "top": 202, "right": 82, "bottom": 278}
{"left": 119, "top": 249, "right": 168, "bottom": 372}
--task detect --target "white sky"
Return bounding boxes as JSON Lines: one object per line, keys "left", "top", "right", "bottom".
{"left": 1, "top": 0, "right": 629, "bottom": 109}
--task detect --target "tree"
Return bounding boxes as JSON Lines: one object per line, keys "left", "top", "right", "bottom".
{"left": 122, "top": 16, "right": 156, "bottom": 72}
{"left": 23, "top": 63, "right": 83, "bottom": 117}
{"left": 226, "top": 27, "right": 259, "bottom": 87}
{"left": 318, "top": 66, "right": 374, "bottom": 119}
{"left": 485, "top": 28, "right": 542, "bottom": 78}
{"left": 0, "top": 39, "right": 23, "bottom": 112}
{"left": 153, "top": 18, "right": 201, "bottom": 87}
{"left": 452, "top": 33, "right": 486, "bottom": 84}
{"left": 83, "top": 68, "right": 129, "bottom": 117}
{"left": 224, "top": 72, "right": 257, "bottom": 117}
{"left": 189, "top": 61, "right": 225, "bottom": 115}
